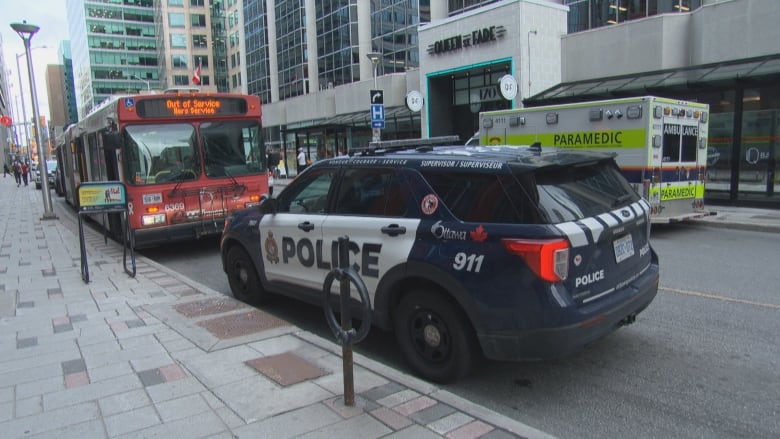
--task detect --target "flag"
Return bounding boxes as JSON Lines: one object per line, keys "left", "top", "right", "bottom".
{"left": 192, "top": 59, "right": 201, "bottom": 85}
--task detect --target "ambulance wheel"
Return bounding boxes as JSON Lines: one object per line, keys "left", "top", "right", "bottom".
{"left": 394, "top": 289, "right": 479, "bottom": 384}
{"left": 226, "top": 246, "right": 269, "bottom": 304}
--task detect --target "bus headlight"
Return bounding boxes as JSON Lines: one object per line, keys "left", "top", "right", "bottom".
{"left": 141, "top": 214, "right": 166, "bottom": 226}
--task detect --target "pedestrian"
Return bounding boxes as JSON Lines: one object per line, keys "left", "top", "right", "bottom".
{"left": 3, "top": 163, "right": 10, "bottom": 178}
{"left": 21, "top": 162, "right": 29, "bottom": 186}
{"left": 12, "top": 161, "right": 22, "bottom": 187}
{"left": 297, "top": 148, "right": 308, "bottom": 174}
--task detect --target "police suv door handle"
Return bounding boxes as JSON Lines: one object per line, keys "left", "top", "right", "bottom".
{"left": 298, "top": 221, "right": 315, "bottom": 232}
{"left": 381, "top": 224, "right": 406, "bottom": 236}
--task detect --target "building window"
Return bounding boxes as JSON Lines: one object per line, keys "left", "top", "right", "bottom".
{"left": 169, "top": 0, "right": 183, "bottom": 5}
{"left": 192, "top": 34, "right": 208, "bottom": 48}
{"left": 171, "top": 54, "right": 188, "bottom": 68}
{"left": 191, "top": 14, "right": 207, "bottom": 27}
{"left": 190, "top": 0, "right": 205, "bottom": 6}
{"left": 195, "top": 75, "right": 210, "bottom": 86}
{"left": 173, "top": 75, "right": 189, "bottom": 85}
{"left": 168, "top": 12, "right": 185, "bottom": 27}
{"left": 170, "top": 34, "right": 187, "bottom": 49}
{"left": 193, "top": 55, "right": 209, "bottom": 68}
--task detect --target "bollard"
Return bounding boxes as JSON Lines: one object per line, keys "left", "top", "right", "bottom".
{"left": 322, "top": 236, "right": 372, "bottom": 407}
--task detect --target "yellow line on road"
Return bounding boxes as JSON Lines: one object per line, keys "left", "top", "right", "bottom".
{"left": 660, "top": 286, "right": 780, "bottom": 310}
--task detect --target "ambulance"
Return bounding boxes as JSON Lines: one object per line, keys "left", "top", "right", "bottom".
{"left": 479, "top": 96, "right": 711, "bottom": 223}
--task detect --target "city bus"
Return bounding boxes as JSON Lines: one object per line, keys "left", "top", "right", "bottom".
{"left": 57, "top": 91, "right": 273, "bottom": 248}
{"left": 479, "top": 96, "right": 711, "bottom": 223}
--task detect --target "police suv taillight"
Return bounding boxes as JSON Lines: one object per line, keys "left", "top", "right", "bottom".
{"left": 501, "top": 238, "right": 570, "bottom": 282}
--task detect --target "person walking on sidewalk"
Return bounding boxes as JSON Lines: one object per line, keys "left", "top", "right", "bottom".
{"left": 297, "top": 148, "right": 308, "bottom": 175}
{"left": 12, "top": 161, "right": 22, "bottom": 187}
{"left": 3, "top": 163, "right": 10, "bottom": 178}
{"left": 21, "top": 162, "right": 29, "bottom": 186}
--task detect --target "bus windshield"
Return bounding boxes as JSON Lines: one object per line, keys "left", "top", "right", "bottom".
{"left": 124, "top": 123, "right": 200, "bottom": 185}
{"left": 201, "top": 120, "right": 265, "bottom": 178}
{"left": 123, "top": 120, "right": 265, "bottom": 185}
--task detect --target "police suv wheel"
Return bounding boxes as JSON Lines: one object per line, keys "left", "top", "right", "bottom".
{"left": 394, "top": 290, "right": 479, "bottom": 384}
{"left": 226, "top": 246, "right": 268, "bottom": 304}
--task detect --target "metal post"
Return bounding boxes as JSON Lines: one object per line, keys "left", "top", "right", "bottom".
{"left": 15, "top": 54, "right": 30, "bottom": 158}
{"left": 527, "top": 30, "right": 537, "bottom": 96}
{"left": 337, "top": 236, "right": 355, "bottom": 406}
{"left": 367, "top": 52, "right": 382, "bottom": 143}
{"left": 12, "top": 21, "right": 57, "bottom": 220}
{"left": 132, "top": 75, "right": 151, "bottom": 92}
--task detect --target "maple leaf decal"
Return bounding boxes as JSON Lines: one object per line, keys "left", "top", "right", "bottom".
{"left": 470, "top": 225, "right": 488, "bottom": 242}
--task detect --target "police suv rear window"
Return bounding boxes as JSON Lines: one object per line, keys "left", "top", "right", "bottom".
{"left": 533, "top": 161, "right": 639, "bottom": 223}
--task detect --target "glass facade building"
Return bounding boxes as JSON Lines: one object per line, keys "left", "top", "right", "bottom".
{"left": 66, "top": 0, "right": 158, "bottom": 116}
{"left": 275, "top": 0, "right": 308, "bottom": 99}
{"left": 244, "top": 0, "right": 271, "bottom": 103}
{"left": 564, "top": 0, "right": 704, "bottom": 33}
{"left": 371, "top": 0, "right": 430, "bottom": 75}
{"left": 316, "top": 1, "right": 360, "bottom": 88}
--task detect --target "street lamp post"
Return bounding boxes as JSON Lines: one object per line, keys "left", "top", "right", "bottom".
{"left": 366, "top": 52, "right": 382, "bottom": 142}
{"left": 527, "top": 30, "right": 537, "bottom": 96}
{"left": 11, "top": 20, "right": 56, "bottom": 220}
{"left": 14, "top": 46, "right": 47, "bottom": 163}
{"left": 132, "top": 75, "right": 151, "bottom": 92}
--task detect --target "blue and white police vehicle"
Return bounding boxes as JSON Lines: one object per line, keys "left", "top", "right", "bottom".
{"left": 220, "top": 141, "right": 659, "bottom": 383}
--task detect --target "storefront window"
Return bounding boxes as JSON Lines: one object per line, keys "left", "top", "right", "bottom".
{"left": 739, "top": 85, "right": 780, "bottom": 200}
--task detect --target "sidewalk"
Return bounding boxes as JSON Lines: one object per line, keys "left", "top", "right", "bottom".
{"left": 0, "top": 180, "right": 555, "bottom": 438}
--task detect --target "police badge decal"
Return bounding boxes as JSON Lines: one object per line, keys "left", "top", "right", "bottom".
{"left": 264, "top": 231, "right": 280, "bottom": 264}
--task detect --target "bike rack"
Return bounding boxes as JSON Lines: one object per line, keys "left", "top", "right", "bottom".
{"left": 322, "top": 235, "right": 372, "bottom": 407}
{"left": 77, "top": 182, "right": 136, "bottom": 283}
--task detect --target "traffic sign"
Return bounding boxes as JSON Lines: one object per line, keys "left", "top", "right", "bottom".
{"left": 371, "top": 120, "right": 385, "bottom": 129}
{"left": 370, "top": 90, "right": 383, "bottom": 104}
{"left": 371, "top": 104, "right": 384, "bottom": 122}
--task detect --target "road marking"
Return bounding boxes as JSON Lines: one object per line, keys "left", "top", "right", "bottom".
{"left": 661, "top": 286, "right": 780, "bottom": 310}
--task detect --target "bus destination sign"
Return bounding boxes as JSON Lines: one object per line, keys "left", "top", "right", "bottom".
{"left": 135, "top": 97, "right": 248, "bottom": 118}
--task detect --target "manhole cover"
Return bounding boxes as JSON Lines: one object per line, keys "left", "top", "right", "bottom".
{"left": 174, "top": 297, "right": 246, "bottom": 317}
{"left": 197, "top": 310, "right": 289, "bottom": 339}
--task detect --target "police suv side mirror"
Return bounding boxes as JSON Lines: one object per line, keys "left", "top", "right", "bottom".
{"left": 260, "top": 195, "right": 278, "bottom": 214}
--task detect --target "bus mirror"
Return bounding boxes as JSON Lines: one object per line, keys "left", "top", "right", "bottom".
{"left": 102, "top": 132, "right": 123, "bottom": 150}
{"left": 268, "top": 151, "right": 280, "bottom": 167}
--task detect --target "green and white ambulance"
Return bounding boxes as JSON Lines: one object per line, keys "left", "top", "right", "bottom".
{"left": 479, "top": 96, "right": 711, "bottom": 223}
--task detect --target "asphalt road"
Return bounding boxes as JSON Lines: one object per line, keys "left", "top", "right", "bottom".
{"left": 141, "top": 224, "right": 780, "bottom": 439}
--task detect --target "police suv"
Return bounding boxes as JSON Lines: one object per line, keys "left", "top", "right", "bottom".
{"left": 220, "top": 142, "right": 659, "bottom": 383}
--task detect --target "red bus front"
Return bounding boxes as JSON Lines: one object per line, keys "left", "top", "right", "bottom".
{"left": 114, "top": 94, "right": 269, "bottom": 248}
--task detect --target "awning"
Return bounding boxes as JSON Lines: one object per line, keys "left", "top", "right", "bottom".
{"left": 525, "top": 53, "right": 780, "bottom": 106}
{"left": 283, "top": 106, "right": 418, "bottom": 131}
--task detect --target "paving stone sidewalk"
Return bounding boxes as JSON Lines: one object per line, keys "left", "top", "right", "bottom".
{"left": 0, "top": 180, "right": 554, "bottom": 438}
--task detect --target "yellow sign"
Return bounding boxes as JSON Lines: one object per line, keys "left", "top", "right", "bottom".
{"left": 488, "top": 129, "right": 647, "bottom": 149}
{"left": 78, "top": 182, "right": 127, "bottom": 211}
{"left": 649, "top": 183, "right": 705, "bottom": 201}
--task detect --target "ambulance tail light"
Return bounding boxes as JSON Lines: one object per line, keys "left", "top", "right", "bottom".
{"left": 502, "top": 238, "right": 569, "bottom": 282}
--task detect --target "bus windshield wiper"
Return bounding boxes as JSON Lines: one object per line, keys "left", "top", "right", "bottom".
{"left": 223, "top": 166, "right": 241, "bottom": 189}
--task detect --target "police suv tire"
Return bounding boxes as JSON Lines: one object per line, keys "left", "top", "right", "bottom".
{"left": 394, "top": 290, "right": 479, "bottom": 384}
{"left": 226, "top": 246, "right": 268, "bottom": 304}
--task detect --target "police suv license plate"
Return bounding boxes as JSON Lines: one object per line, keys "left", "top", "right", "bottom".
{"left": 613, "top": 234, "right": 635, "bottom": 263}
